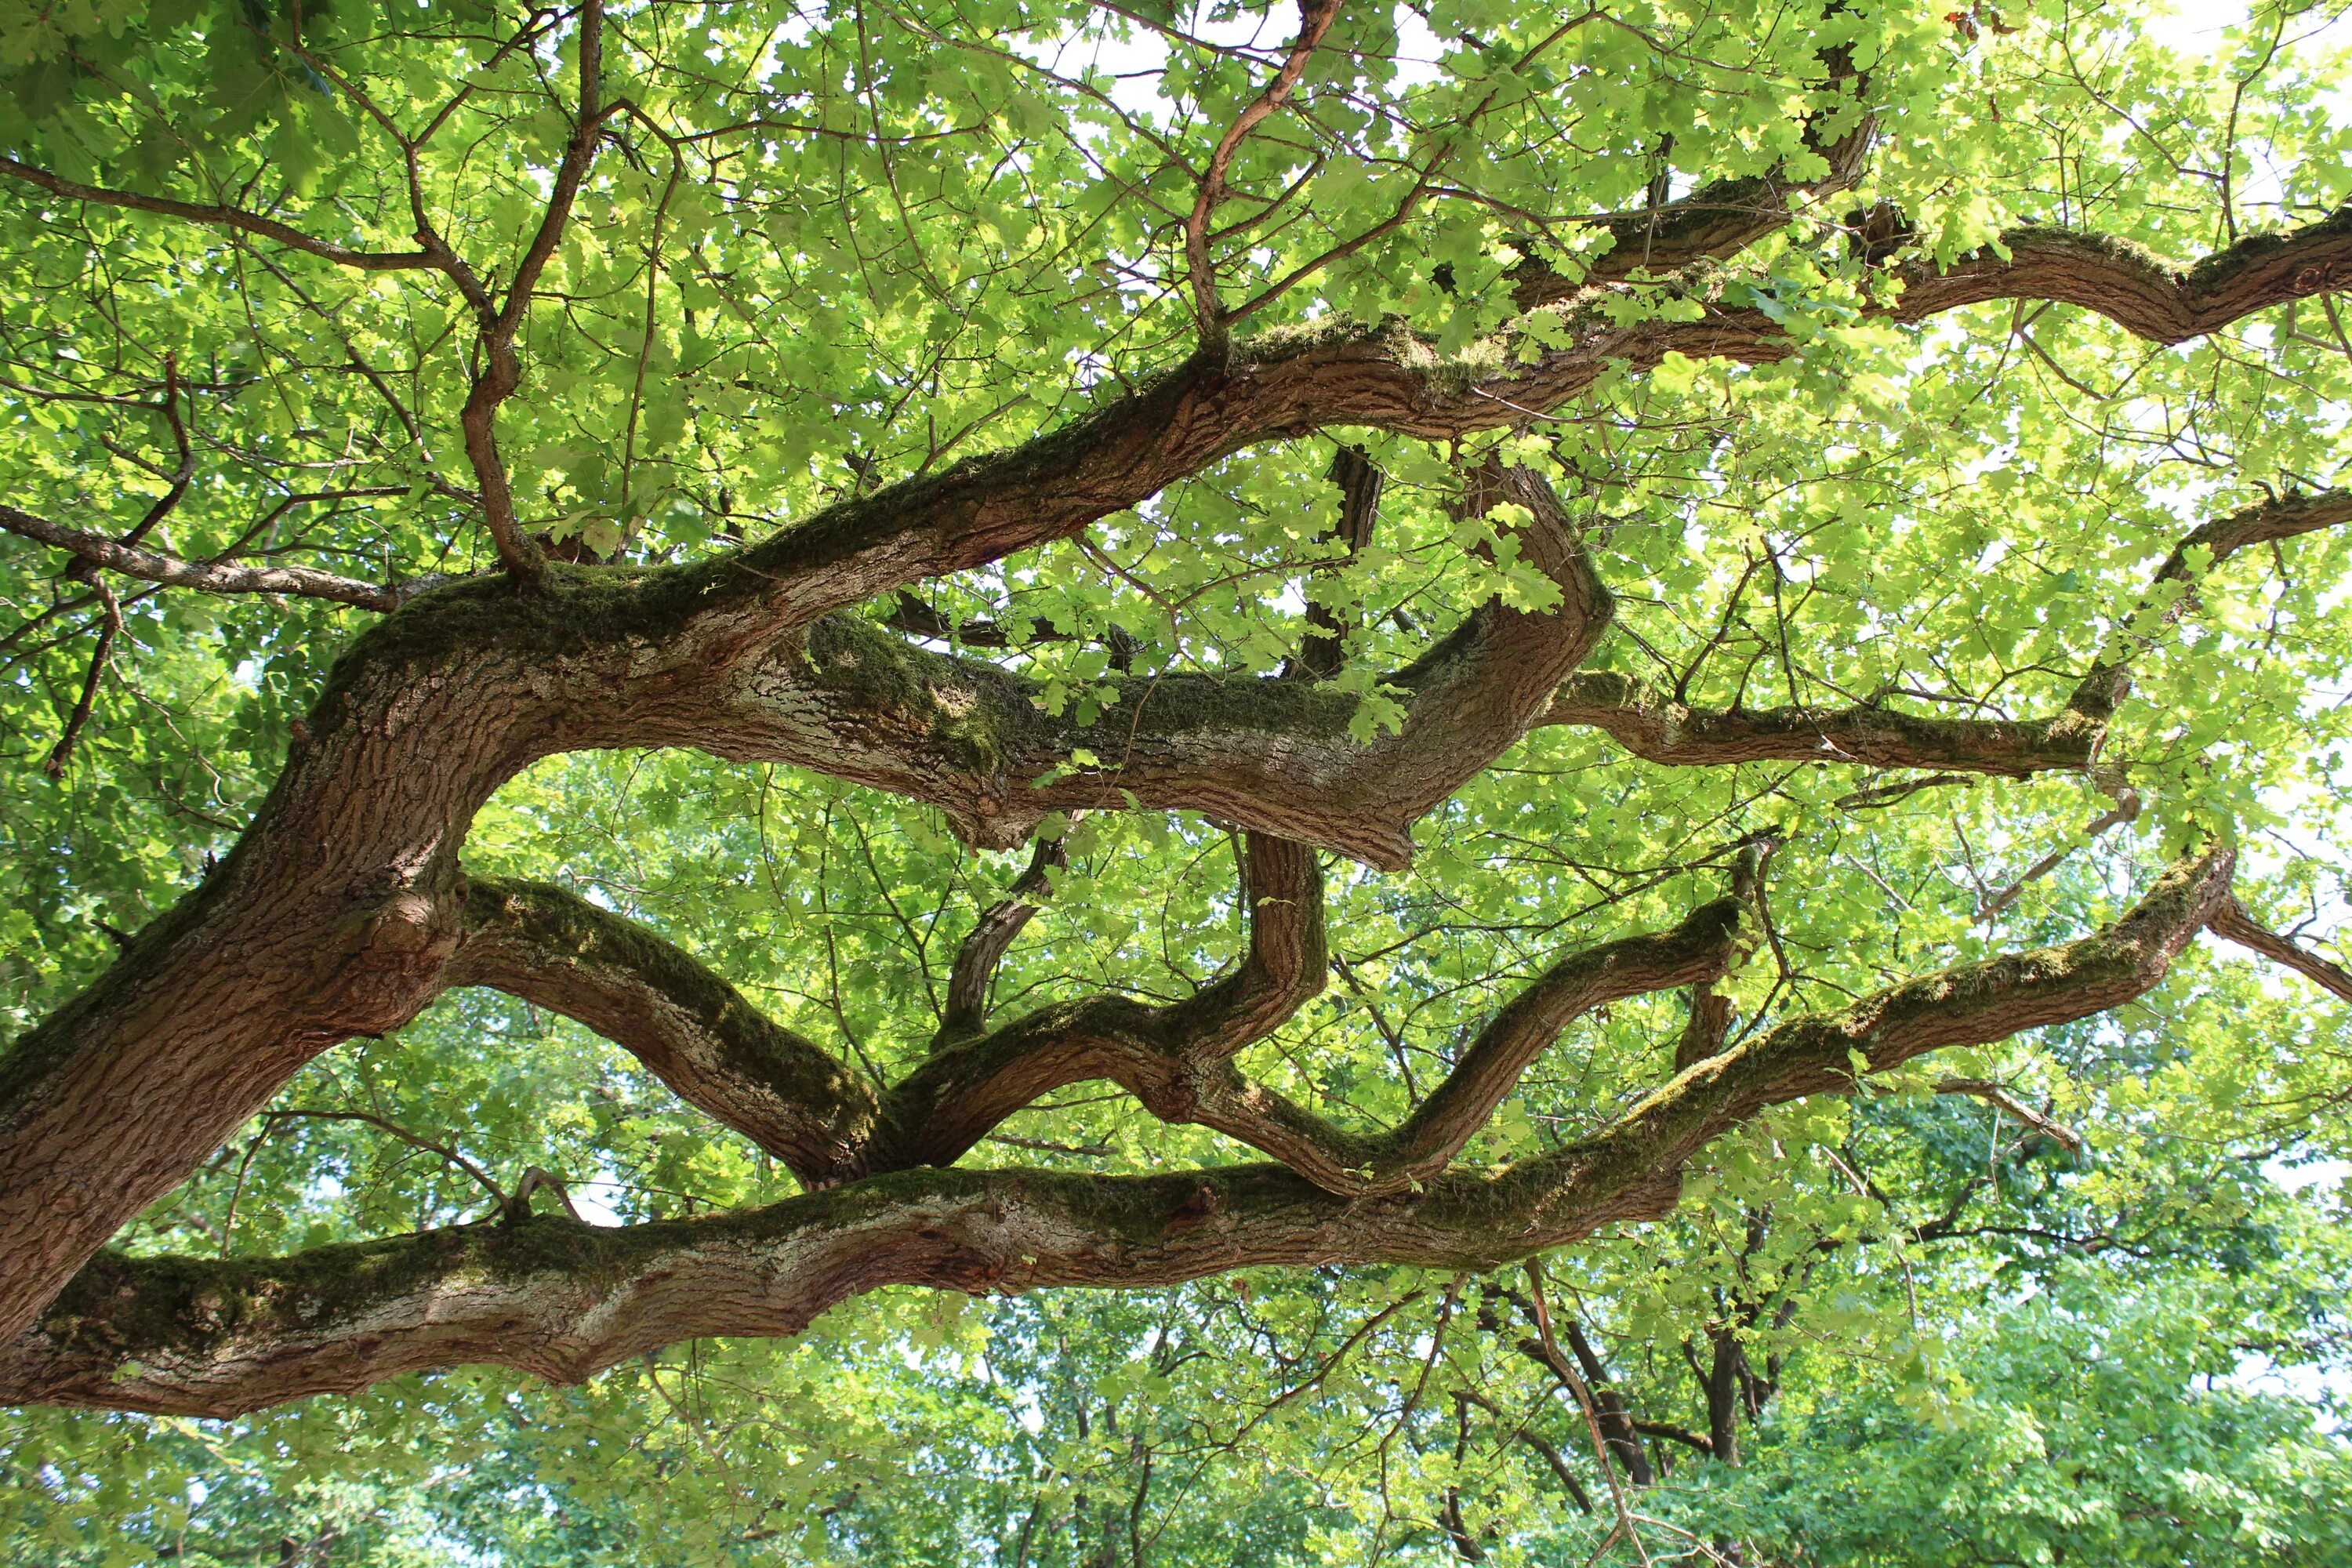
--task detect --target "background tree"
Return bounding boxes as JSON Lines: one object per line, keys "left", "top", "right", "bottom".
{"left": 1, "top": 0, "right": 2349, "bottom": 1558}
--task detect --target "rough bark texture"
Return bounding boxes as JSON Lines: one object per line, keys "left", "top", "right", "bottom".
{"left": 0, "top": 157, "right": 2341, "bottom": 1396}
{"left": 0, "top": 844, "right": 2234, "bottom": 1414}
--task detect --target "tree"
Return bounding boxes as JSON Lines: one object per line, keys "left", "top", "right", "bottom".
{"left": 0, "top": 0, "right": 2348, "bottom": 1542}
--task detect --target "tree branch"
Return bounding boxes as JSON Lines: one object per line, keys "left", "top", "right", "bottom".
{"left": 0, "top": 156, "right": 439, "bottom": 274}
{"left": 1583, "top": 844, "right": 2235, "bottom": 1180}
{"left": 1192, "top": 895, "right": 1746, "bottom": 1196}
{"left": 1542, "top": 486, "right": 2352, "bottom": 781}
{"left": 446, "top": 879, "right": 878, "bottom": 1186}
{"left": 2209, "top": 895, "right": 2352, "bottom": 1004}
{"left": 1288, "top": 445, "right": 1383, "bottom": 681}
{"left": 452, "top": 0, "right": 613, "bottom": 582}
{"left": 1515, "top": 42, "right": 1878, "bottom": 305}
{"left": 867, "top": 833, "right": 1328, "bottom": 1171}
{"left": 938, "top": 837, "right": 1069, "bottom": 1041}
{"left": 1933, "top": 1079, "right": 2084, "bottom": 1152}
{"left": 0, "top": 850, "right": 2238, "bottom": 1414}
{"left": 1183, "top": 0, "right": 1341, "bottom": 342}
{"left": 691, "top": 459, "right": 1606, "bottom": 866}
{"left": 1, "top": 504, "right": 407, "bottom": 612}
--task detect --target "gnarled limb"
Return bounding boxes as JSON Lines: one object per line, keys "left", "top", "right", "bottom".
{"left": 937, "top": 837, "right": 1069, "bottom": 1043}
{"left": 1586, "top": 844, "right": 2234, "bottom": 1179}
{"left": 1888, "top": 210, "right": 2352, "bottom": 346}
{"left": 710, "top": 458, "right": 1608, "bottom": 866}
{"left": 1542, "top": 486, "right": 2352, "bottom": 780}
{"left": 868, "top": 834, "right": 1327, "bottom": 1171}
{"left": 446, "top": 880, "right": 878, "bottom": 1186}
{"left": 1540, "top": 671, "right": 2098, "bottom": 775}
{"left": 0, "top": 1154, "right": 1686, "bottom": 1419}
{"left": 1185, "top": 896, "right": 1748, "bottom": 1196}
{"left": 0, "top": 846, "right": 2238, "bottom": 1414}
{"left": 0, "top": 203, "right": 2336, "bottom": 1346}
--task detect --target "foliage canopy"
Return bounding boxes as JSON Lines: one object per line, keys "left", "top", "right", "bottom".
{"left": 1, "top": 0, "right": 2350, "bottom": 1558}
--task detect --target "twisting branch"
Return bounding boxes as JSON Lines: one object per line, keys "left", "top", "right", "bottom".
{"left": 2208, "top": 895, "right": 2352, "bottom": 1003}
{"left": 447, "top": 879, "right": 880, "bottom": 1186}
{"left": 938, "top": 836, "right": 1069, "bottom": 1041}
{"left": 2065, "top": 487, "right": 2352, "bottom": 731}
{"left": 867, "top": 833, "right": 1329, "bottom": 1171}
{"left": 746, "top": 456, "right": 1610, "bottom": 866}
{"left": 1544, "top": 486, "right": 2352, "bottom": 783}
{"left": 455, "top": 0, "right": 614, "bottom": 582}
{"left": 1183, "top": 0, "right": 1341, "bottom": 342}
{"left": 1187, "top": 895, "right": 1746, "bottom": 1196}
{"left": 118, "top": 354, "right": 192, "bottom": 552}
{"left": 1588, "top": 844, "right": 2235, "bottom": 1181}
{"left": 1, "top": 504, "right": 408, "bottom": 612}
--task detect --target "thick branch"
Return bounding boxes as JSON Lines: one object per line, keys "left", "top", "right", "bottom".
{"left": 1192, "top": 896, "right": 1747, "bottom": 1196}
{"left": 0, "top": 851, "right": 2238, "bottom": 1414}
{"left": 1543, "top": 486, "right": 2352, "bottom": 779}
{"left": 1541, "top": 671, "right": 2096, "bottom": 775}
{"left": 0, "top": 1152, "right": 1688, "bottom": 1417}
{"left": 446, "top": 879, "right": 877, "bottom": 1186}
{"left": 1579, "top": 844, "right": 2235, "bottom": 1181}
{"left": 1887, "top": 210, "right": 2352, "bottom": 346}
{"left": 708, "top": 459, "right": 1607, "bottom": 867}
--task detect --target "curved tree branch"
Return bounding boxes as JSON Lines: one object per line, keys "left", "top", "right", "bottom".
{"left": 1542, "top": 485, "right": 2352, "bottom": 779}
{"left": 0, "top": 199, "right": 2336, "bottom": 1347}
{"left": 938, "top": 837, "right": 1069, "bottom": 1042}
{"left": 868, "top": 833, "right": 1329, "bottom": 1171}
{"left": 0, "top": 845, "right": 2236, "bottom": 1414}
{"left": 0, "top": 155, "right": 439, "bottom": 274}
{"left": 2209, "top": 895, "right": 2352, "bottom": 1004}
{"left": 447, "top": 879, "right": 878, "bottom": 1186}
